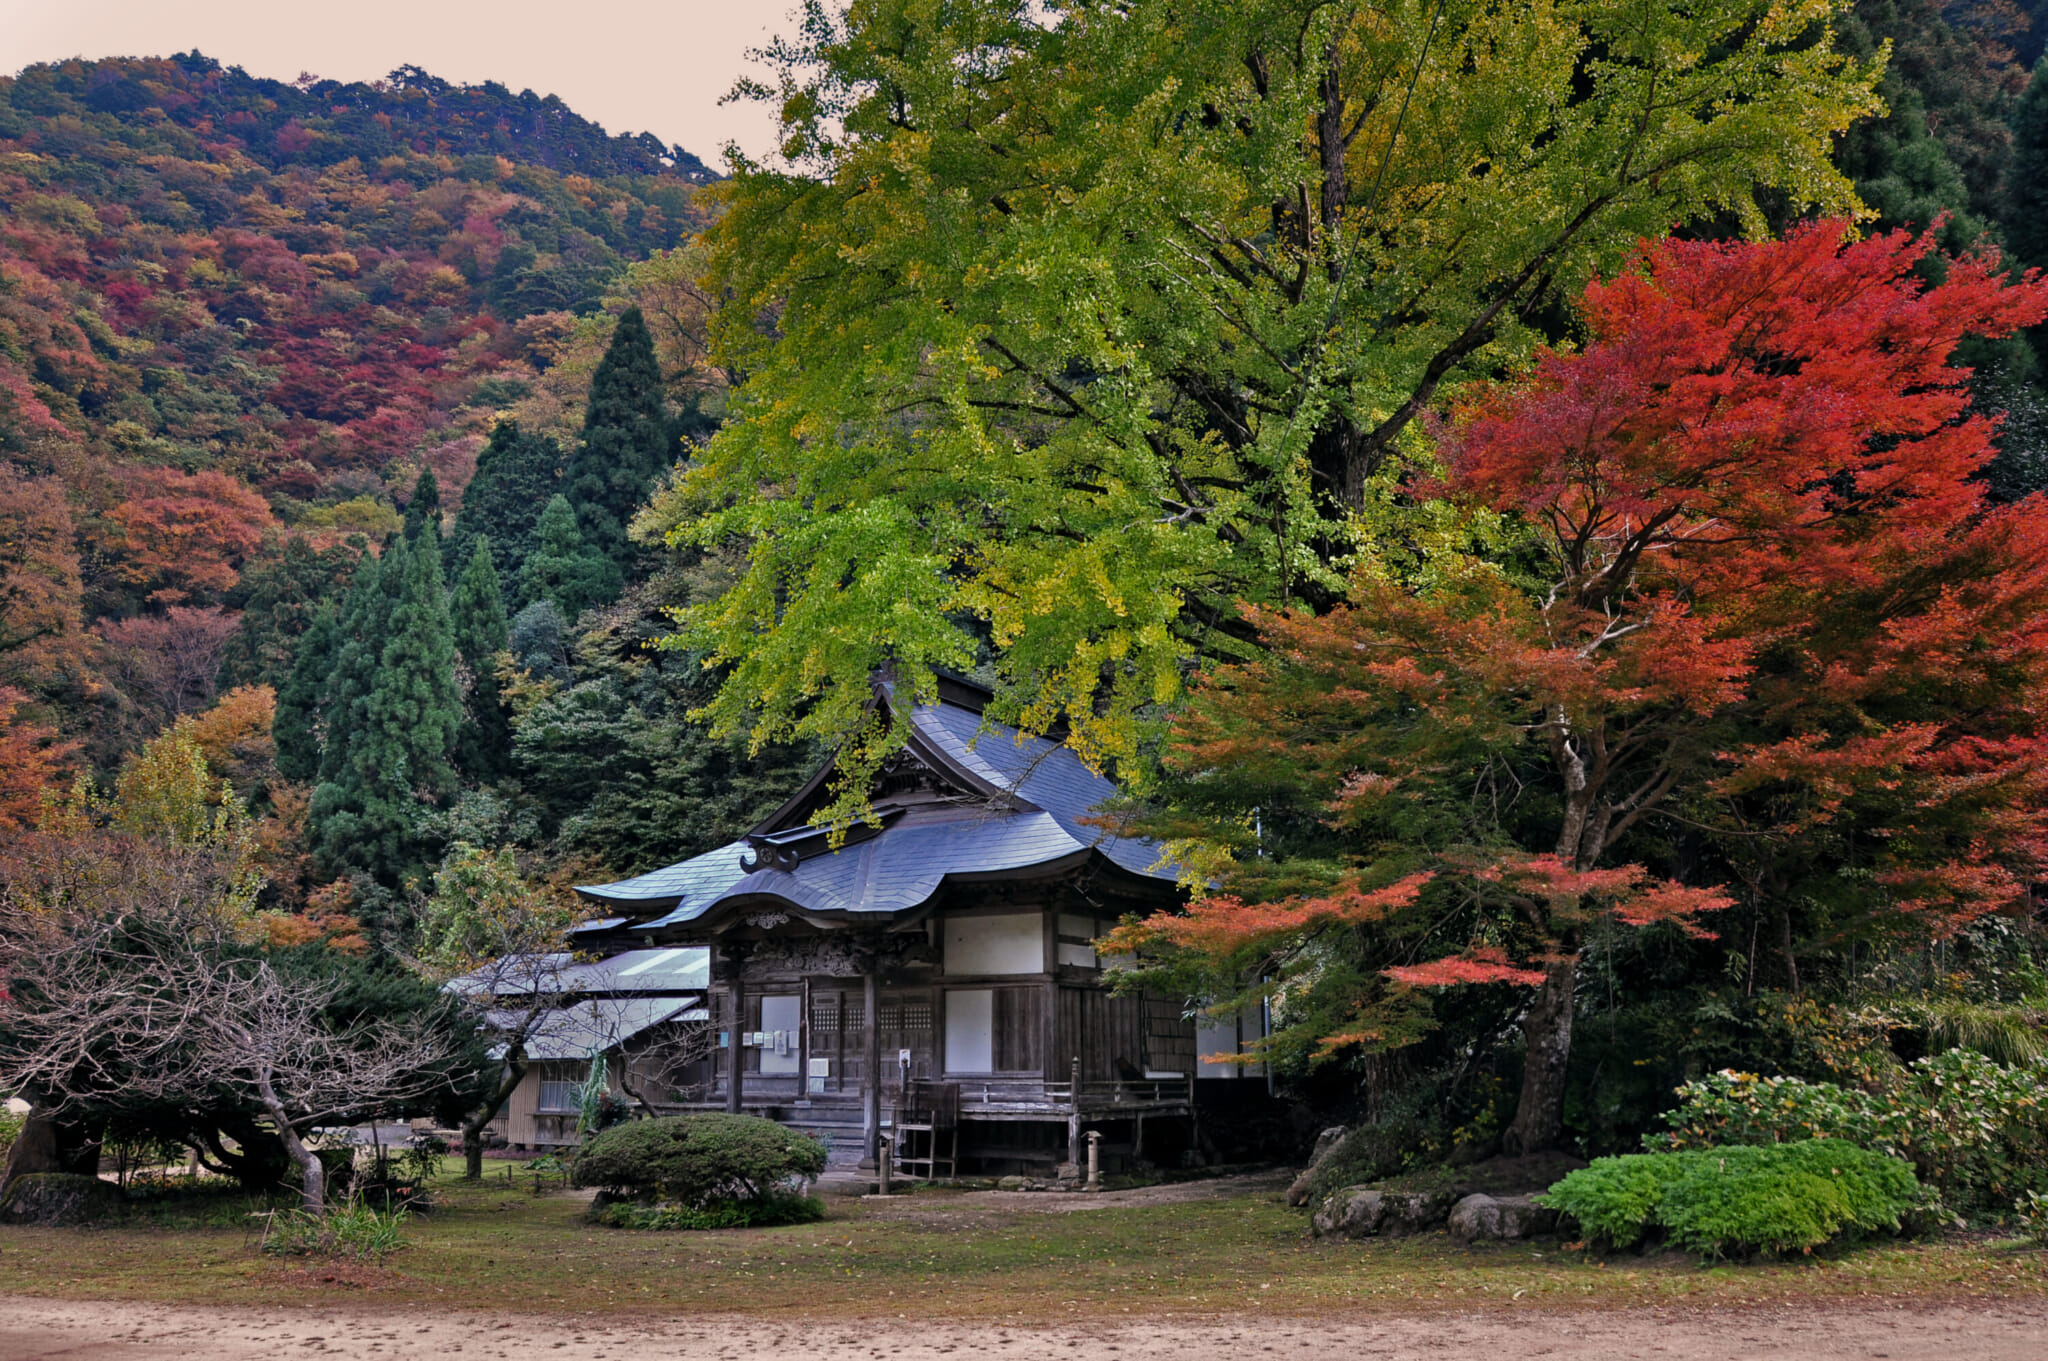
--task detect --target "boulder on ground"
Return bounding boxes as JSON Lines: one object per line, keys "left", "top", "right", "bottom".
{"left": 1380, "top": 1187, "right": 1463, "bottom": 1235}
{"left": 1286, "top": 1125, "right": 1350, "bottom": 1207}
{"left": 0, "top": 1172, "right": 122, "bottom": 1226}
{"left": 1446, "top": 1192, "right": 1560, "bottom": 1242}
{"left": 1312, "top": 1186, "right": 1384, "bottom": 1238}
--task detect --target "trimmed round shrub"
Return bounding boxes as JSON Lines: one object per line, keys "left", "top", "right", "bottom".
{"left": 1541, "top": 1139, "right": 1919, "bottom": 1259}
{"left": 572, "top": 1114, "right": 827, "bottom": 1210}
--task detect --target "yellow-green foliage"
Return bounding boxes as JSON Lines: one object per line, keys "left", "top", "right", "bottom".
{"left": 1543, "top": 1140, "right": 1920, "bottom": 1258}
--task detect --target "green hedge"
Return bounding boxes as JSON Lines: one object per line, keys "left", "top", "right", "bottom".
{"left": 572, "top": 1113, "right": 828, "bottom": 1209}
{"left": 595, "top": 1193, "right": 825, "bottom": 1230}
{"left": 1542, "top": 1140, "right": 1919, "bottom": 1258}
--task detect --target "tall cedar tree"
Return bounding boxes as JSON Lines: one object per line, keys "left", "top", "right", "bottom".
{"left": 1113, "top": 224, "right": 2048, "bottom": 1155}
{"left": 450, "top": 537, "right": 513, "bottom": 781}
{"left": 273, "top": 603, "right": 337, "bottom": 783}
{"left": 561, "top": 307, "right": 668, "bottom": 578}
{"left": 2010, "top": 59, "right": 2048, "bottom": 268}
{"left": 315, "top": 549, "right": 394, "bottom": 785}
{"left": 403, "top": 467, "right": 442, "bottom": 543}
{"left": 450, "top": 421, "right": 561, "bottom": 587}
{"left": 521, "top": 494, "right": 621, "bottom": 620}
{"left": 312, "top": 533, "right": 462, "bottom": 891}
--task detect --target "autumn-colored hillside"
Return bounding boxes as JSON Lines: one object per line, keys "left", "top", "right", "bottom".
{"left": 0, "top": 54, "right": 716, "bottom": 759}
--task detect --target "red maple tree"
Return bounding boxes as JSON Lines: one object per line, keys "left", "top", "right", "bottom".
{"left": 1117, "top": 222, "right": 2048, "bottom": 1153}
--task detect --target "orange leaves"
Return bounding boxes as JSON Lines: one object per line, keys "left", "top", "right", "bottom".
{"left": 0, "top": 686, "right": 76, "bottom": 832}
{"left": 1385, "top": 947, "right": 1548, "bottom": 989}
{"left": 1451, "top": 221, "right": 2048, "bottom": 611}
{"left": 103, "top": 468, "right": 275, "bottom": 605}
{"left": 1111, "top": 872, "right": 1434, "bottom": 956}
{"left": 1476, "top": 854, "right": 1733, "bottom": 938}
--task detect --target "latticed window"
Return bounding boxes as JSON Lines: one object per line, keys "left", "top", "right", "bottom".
{"left": 812, "top": 998, "right": 842, "bottom": 1032}
{"left": 537, "top": 1081, "right": 579, "bottom": 1113}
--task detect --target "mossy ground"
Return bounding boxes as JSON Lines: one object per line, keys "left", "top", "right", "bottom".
{"left": 0, "top": 1166, "right": 2043, "bottom": 1322}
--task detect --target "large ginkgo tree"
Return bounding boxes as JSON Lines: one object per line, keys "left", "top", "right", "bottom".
{"left": 647, "top": 0, "right": 1882, "bottom": 810}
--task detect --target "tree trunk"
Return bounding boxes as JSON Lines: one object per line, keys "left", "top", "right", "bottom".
{"left": 1, "top": 1108, "right": 101, "bottom": 1194}
{"left": 254, "top": 1072, "right": 324, "bottom": 1216}
{"left": 460, "top": 1057, "right": 526, "bottom": 1181}
{"left": 1501, "top": 954, "right": 1578, "bottom": 1156}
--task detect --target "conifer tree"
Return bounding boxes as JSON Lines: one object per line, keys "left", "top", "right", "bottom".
{"left": 451, "top": 537, "right": 513, "bottom": 781}
{"left": 2010, "top": 59, "right": 2048, "bottom": 269}
{"left": 403, "top": 466, "right": 442, "bottom": 543}
{"left": 311, "top": 532, "right": 462, "bottom": 892}
{"left": 450, "top": 421, "right": 561, "bottom": 584}
{"left": 274, "top": 603, "right": 336, "bottom": 782}
{"left": 519, "top": 494, "right": 620, "bottom": 621}
{"left": 560, "top": 307, "right": 668, "bottom": 579}
{"left": 316, "top": 547, "right": 394, "bottom": 785}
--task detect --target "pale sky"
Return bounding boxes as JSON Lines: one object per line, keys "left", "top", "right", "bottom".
{"left": 0, "top": 0, "right": 797, "bottom": 165}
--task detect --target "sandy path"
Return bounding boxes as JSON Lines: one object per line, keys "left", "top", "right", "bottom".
{"left": 0, "top": 1296, "right": 2042, "bottom": 1361}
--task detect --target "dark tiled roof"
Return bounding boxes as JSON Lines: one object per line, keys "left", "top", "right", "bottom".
{"left": 575, "top": 688, "right": 1176, "bottom": 929}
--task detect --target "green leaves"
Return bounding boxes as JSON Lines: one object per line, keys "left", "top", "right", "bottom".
{"left": 649, "top": 0, "right": 1884, "bottom": 817}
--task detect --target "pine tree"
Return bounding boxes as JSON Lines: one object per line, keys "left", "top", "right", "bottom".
{"left": 403, "top": 466, "right": 442, "bottom": 543}
{"left": 451, "top": 537, "right": 513, "bottom": 781}
{"left": 2009, "top": 59, "right": 2048, "bottom": 268}
{"left": 560, "top": 307, "right": 668, "bottom": 580}
{"left": 316, "top": 547, "right": 395, "bottom": 785}
{"left": 519, "top": 494, "right": 621, "bottom": 621}
{"left": 450, "top": 421, "right": 561, "bottom": 585}
{"left": 274, "top": 603, "right": 337, "bottom": 782}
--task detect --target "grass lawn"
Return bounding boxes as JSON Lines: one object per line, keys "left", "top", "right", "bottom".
{"left": 1, "top": 1168, "right": 2044, "bottom": 1322}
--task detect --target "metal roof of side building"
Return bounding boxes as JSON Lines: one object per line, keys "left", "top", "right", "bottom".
{"left": 572, "top": 676, "right": 1180, "bottom": 933}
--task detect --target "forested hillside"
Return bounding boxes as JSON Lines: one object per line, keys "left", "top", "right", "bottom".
{"left": 0, "top": 54, "right": 803, "bottom": 937}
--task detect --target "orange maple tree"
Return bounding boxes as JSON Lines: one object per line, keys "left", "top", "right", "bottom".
{"left": 1116, "top": 223, "right": 2048, "bottom": 1153}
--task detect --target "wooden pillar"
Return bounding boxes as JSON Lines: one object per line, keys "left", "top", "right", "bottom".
{"left": 860, "top": 968, "right": 881, "bottom": 1169}
{"left": 726, "top": 970, "right": 747, "bottom": 1115}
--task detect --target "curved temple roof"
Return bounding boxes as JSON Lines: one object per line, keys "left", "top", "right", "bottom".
{"left": 574, "top": 680, "right": 1177, "bottom": 935}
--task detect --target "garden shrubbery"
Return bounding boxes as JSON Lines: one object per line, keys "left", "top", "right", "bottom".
{"left": 1543, "top": 1140, "right": 1919, "bottom": 1258}
{"left": 260, "top": 1198, "right": 411, "bottom": 1261}
{"left": 1652, "top": 1051, "right": 2048, "bottom": 1213}
{"left": 572, "top": 1114, "right": 828, "bottom": 1229}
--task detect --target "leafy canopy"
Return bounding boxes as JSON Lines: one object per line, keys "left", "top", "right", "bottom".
{"left": 647, "top": 0, "right": 1884, "bottom": 821}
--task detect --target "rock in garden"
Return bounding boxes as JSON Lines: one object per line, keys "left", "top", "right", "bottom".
{"left": 1446, "top": 1193, "right": 1560, "bottom": 1242}
{"left": 0, "top": 1173, "right": 122, "bottom": 1226}
{"left": 1287, "top": 1125, "right": 1350, "bottom": 1206}
{"left": 1312, "top": 1185, "right": 1384, "bottom": 1238}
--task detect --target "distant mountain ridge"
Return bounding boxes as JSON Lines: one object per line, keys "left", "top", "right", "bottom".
{"left": 8, "top": 52, "right": 718, "bottom": 184}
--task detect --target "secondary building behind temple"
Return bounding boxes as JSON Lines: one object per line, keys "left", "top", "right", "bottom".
{"left": 572, "top": 674, "right": 1269, "bottom": 1176}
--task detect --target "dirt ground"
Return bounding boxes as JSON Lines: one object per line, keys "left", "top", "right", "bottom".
{"left": 1, "top": 1295, "right": 2044, "bottom": 1361}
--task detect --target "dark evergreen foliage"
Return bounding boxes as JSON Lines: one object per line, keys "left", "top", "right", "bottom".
{"left": 274, "top": 604, "right": 337, "bottom": 783}
{"left": 449, "top": 422, "right": 562, "bottom": 588}
{"left": 560, "top": 308, "right": 670, "bottom": 576}
{"left": 217, "top": 537, "right": 361, "bottom": 691}
{"left": 509, "top": 576, "right": 816, "bottom": 874}
{"left": 2009, "top": 59, "right": 2048, "bottom": 267}
{"left": 519, "top": 494, "right": 621, "bottom": 620}
{"left": 450, "top": 538, "right": 513, "bottom": 782}
{"left": 403, "top": 467, "right": 442, "bottom": 544}
{"left": 312, "top": 533, "right": 461, "bottom": 891}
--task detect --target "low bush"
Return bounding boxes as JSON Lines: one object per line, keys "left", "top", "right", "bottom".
{"left": 2017, "top": 1191, "right": 2048, "bottom": 1248}
{"left": 595, "top": 1192, "right": 826, "bottom": 1230}
{"left": 1653, "top": 1050, "right": 2048, "bottom": 1213}
{"left": 572, "top": 1114, "right": 827, "bottom": 1209}
{"left": 260, "top": 1197, "right": 410, "bottom": 1260}
{"left": 1542, "top": 1140, "right": 1919, "bottom": 1259}
{"left": 0, "top": 1110, "right": 21, "bottom": 1163}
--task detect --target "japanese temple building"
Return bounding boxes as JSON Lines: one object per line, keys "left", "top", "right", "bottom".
{"left": 573, "top": 674, "right": 1264, "bottom": 1175}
